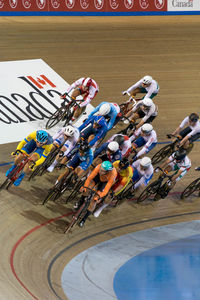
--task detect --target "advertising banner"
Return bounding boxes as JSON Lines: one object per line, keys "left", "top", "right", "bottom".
{"left": 168, "top": 0, "right": 200, "bottom": 11}
{"left": 0, "top": 0, "right": 167, "bottom": 13}
{"left": 0, "top": 59, "right": 93, "bottom": 144}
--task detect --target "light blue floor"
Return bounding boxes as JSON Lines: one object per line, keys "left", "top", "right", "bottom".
{"left": 114, "top": 234, "right": 200, "bottom": 300}
{"left": 61, "top": 221, "right": 200, "bottom": 300}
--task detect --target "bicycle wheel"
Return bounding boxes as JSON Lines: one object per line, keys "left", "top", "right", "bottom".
{"left": 42, "top": 187, "right": 60, "bottom": 205}
{"left": 151, "top": 144, "right": 174, "bottom": 165}
{"left": 63, "top": 110, "right": 73, "bottom": 126}
{"left": 0, "top": 178, "right": 10, "bottom": 190}
{"left": 28, "top": 165, "right": 43, "bottom": 181}
{"left": 45, "top": 107, "right": 66, "bottom": 129}
{"left": 65, "top": 179, "right": 84, "bottom": 204}
{"left": 137, "top": 180, "right": 160, "bottom": 203}
{"left": 180, "top": 178, "right": 200, "bottom": 199}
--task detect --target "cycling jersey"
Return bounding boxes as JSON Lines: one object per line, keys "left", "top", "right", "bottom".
{"left": 112, "top": 160, "right": 133, "bottom": 195}
{"left": 88, "top": 102, "right": 120, "bottom": 131}
{"left": 179, "top": 117, "right": 200, "bottom": 137}
{"left": 130, "top": 128, "right": 157, "bottom": 157}
{"left": 66, "top": 77, "right": 99, "bottom": 107}
{"left": 168, "top": 153, "right": 191, "bottom": 182}
{"left": 67, "top": 148, "right": 94, "bottom": 171}
{"left": 127, "top": 78, "right": 159, "bottom": 99}
{"left": 94, "top": 142, "right": 122, "bottom": 162}
{"left": 84, "top": 164, "right": 117, "bottom": 198}
{"left": 53, "top": 126, "right": 80, "bottom": 155}
{"left": 132, "top": 100, "right": 158, "bottom": 122}
{"left": 108, "top": 134, "right": 132, "bottom": 157}
{"left": 131, "top": 159, "right": 154, "bottom": 188}
{"left": 16, "top": 130, "right": 53, "bottom": 167}
{"left": 79, "top": 115, "right": 108, "bottom": 147}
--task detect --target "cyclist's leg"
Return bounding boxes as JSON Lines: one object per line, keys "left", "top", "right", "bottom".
{"left": 47, "top": 144, "right": 67, "bottom": 172}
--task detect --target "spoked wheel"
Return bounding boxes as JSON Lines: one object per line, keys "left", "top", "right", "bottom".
{"left": 0, "top": 178, "right": 10, "bottom": 190}
{"left": 121, "top": 183, "right": 135, "bottom": 200}
{"left": 137, "top": 181, "right": 160, "bottom": 203}
{"left": 180, "top": 178, "right": 200, "bottom": 199}
{"left": 45, "top": 107, "right": 66, "bottom": 129}
{"left": 29, "top": 165, "right": 43, "bottom": 181}
{"left": 151, "top": 144, "right": 174, "bottom": 165}
{"left": 63, "top": 111, "right": 73, "bottom": 126}
{"left": 65, "top": 179, "right": 83, "bottom": 204}
{"left": 42, "top": 186, "right": 61, "bottom": 205}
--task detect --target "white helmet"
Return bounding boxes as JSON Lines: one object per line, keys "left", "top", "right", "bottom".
{"left": 140, "top": 157, "right": 151, "bottom": 168}
{"left": 108, "top": 141, "right": 119, "bottom": 152}
{"left": 142, "top": 75, "right": 153, "bottom": 85}
{"left": 142, "top": 98, "right": 153, "bottom": 107}
{"left": 83, "top": 77, "right": 92, "bottom": 88}
{"left": 64, "top": 125, "right": 75, "bottom": 137}
{"left": 141, "top": 123, "right": 153, "bottom": 134}
{"left": 98, "top": 103, "right": 111, "bottom": 116}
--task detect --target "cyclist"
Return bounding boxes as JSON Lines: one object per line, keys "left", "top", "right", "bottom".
{"left": 107, "top": 134, "right": 132, "bottom": 157}
{"left": 6, "top": 130, "right": 53, "bottom": 186}
{"left": 171, "top": 113, "right": 200, "bottom": 149}
{"left": 93, "top": 141, "right": 122, "bottom": 165}
{"left": 131, "top": 157, "right": 154, "bottom": 192}
{"left": 88, "top": 102, "right": 120, "bottom": 131}
{"left": 56, "top": 140, "right": 93, "bottom": 184}
{"left": 62, "top": 77, "right": 99, "bottom": 121}
{"left": 125, "top": 98, "right": 158, "bottom": 130}
{"left": 47, "top": 125, "right": 80, "bottom": 173}
{"left": 158, "top": 149, "right": 191, "bottom": 189}
{"left": 77, "top": 161, "right": 117, "bottom": 227}
{"left": 122, "top": 75, "right": 159, "bottom": 100}
{"left": 94, "top": 158, "right": 134, "bottom": 217}
{"left": 78, "top": 115, "right": 108, "bottom": 148}
{"left": 130, "top": 123, "right": 157, "bottom": 160}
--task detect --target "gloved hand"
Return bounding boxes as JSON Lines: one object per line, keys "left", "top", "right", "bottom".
{"left": 80, "top": 186, "right": 86, "bottom": 193}
{"left": 122, "top": 90, "right": 128, "bottom": 96}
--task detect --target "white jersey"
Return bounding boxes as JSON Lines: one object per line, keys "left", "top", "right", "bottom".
{"left": 127, "top": 78, "right": 159, "bottom": 99}
{"left": 132, "top": 159, "right": 154, "bottom": 188}
{"left": 132, "top": 100, "right": 158, "bottom": 122}
{"left": 66, "top": 77, "right": 99, "bottom": 107}
{"left": 53, "top": 126, "right": 80, "bottom": 155}
{"left": 179, "top": 117, "right": 200, "bottom": 137}
{"left": 108, "top": 134, "right": 131, "bottom": 157}
{"left": 130, "top": 128, "right": 157, "bottom": 157}
{"left": 168, "top": 153, "right": 191, "bottom": 172}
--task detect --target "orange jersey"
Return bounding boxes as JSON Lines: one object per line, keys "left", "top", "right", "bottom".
{"left": 84, "top": 164, "right": 117, "bottom": 198}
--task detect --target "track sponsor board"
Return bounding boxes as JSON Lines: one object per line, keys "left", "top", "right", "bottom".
{"left": 168, "top": 0, "right": 200, "bottom": 11}
{"left": 0, "top": 59, "right": 93, "bottom": 145}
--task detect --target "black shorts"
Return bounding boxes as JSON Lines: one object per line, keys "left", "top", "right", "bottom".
{"left": 189, "top": 132, "right": 200, "bottom": 143}
{"left": 137, "top": 109, "right": 156, "bottom": 123}
{"left": 93, "top": 173, "right": 107, "bottom": 192}
{"left": 180, "top": 127, "right": 192, "bottom": 138}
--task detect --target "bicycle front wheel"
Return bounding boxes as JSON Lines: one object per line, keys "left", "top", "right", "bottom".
{"left": 137, "top": 181, "right": 160, "bottom": 203}
{"left": 151, "top": 144, "right": 173, "bottom": 165}
{"left": 180, "top": 178, "right": 200, "bottom": 199}
{"left": 45, "top": 107, "right": 66, "bottom": 129}
{"left": 0, "top": 178, "right": 10, "bottom": 190}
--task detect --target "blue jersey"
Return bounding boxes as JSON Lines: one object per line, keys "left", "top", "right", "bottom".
{"left": 79, "top": 115, "right": 108, "bottom": 147}
{"left": 88, "top": 102, "right": 119, "bottom": 131}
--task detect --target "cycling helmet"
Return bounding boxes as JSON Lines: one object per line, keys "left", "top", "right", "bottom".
{"left": 189, "top": 113, "right": 199, "bottom": 123}
{"left": 98, "top": 103, "right": 111, "bottom": 116}
{"left": 79, "top": 140, "right": 89, "bottom": 152}
{"left": 141, "top": 123, "right": 153, "bottom": 134}
{"left": 93, "top": 116, "right": 106, "bottom": 127}
{"left": 64, "top": 125, "right": 75, "bottom": 137}
{"left": 119, "top": 157, "right": 130, "bottom": 170}
{"left": 174, "top": 149, "right": 186, "bottom": 161}
{"left": 83, "top": 77, "right": 92, "bottom": 88}
{"left": 113, "top": 135, "right": 125, "bottom": 146}
{"left": 36, "top": 130, "right": 48, "bottom": 143}
{"left": 107, "top": 141, "right": 119, "bottom": 152}
{"left": 142, "top": 98, "right": 153, "bottom": 107}
{"left": 142, "top": 75, "right": 153, "bottom": 85}
{"left": 140, "top": 157, "right": 151, "bottom": 168}
{"left": 101, "top": 161, "right": 113, "bottom": 171}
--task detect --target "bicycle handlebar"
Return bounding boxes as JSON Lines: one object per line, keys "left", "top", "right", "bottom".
{"left": 155, "top": 166, "right": 177, "bottom": 179}
{"left": 166, "top": 134, "right": 181, "bottom": 140}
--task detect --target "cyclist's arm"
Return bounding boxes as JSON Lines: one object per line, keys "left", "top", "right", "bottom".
{"left": 88, "top": 102, "right": 106, "bottom": 118}
{"left": 84, "top": 164, "right": 101, "bottom": 187}
{"left": 160, "top": 157, "right": 171, "bottom": 170}
{"left": 127, "top": 79, "right": 142, "bottom": 94}
{"left": 16, "top": 131, "right": 37, "bottom": 150}
{"left": 66, "top": 77, "right": 84, "bottom": 93}
{"left": 99, "top": 170, "right": 117, "bottom": 198}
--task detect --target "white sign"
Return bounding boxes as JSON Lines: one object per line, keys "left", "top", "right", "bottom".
{"left": 168, "top": 0, "right": 200, "bottom": 11}
{"left": 0, "top": 59, "right": 93, "bottom": 145}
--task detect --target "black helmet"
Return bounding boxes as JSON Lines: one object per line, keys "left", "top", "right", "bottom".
{"left": 189, "top": 113, "right": 199, "bottom": 122}
{"left": 79, "top": 140, "right": 89, "bottom": 152}
{"left": 119, "top": 157, "right": 130, "bottom": 169}
{"left": 113, "top": 135, "right": 125, "bottom": 146}
{"left": 174, "top": 149, "right": 186, "bottom": 161}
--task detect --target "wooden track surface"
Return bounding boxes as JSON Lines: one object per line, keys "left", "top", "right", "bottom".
{"left": 0, "top": 16, "right": 200, "bottom": 300}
